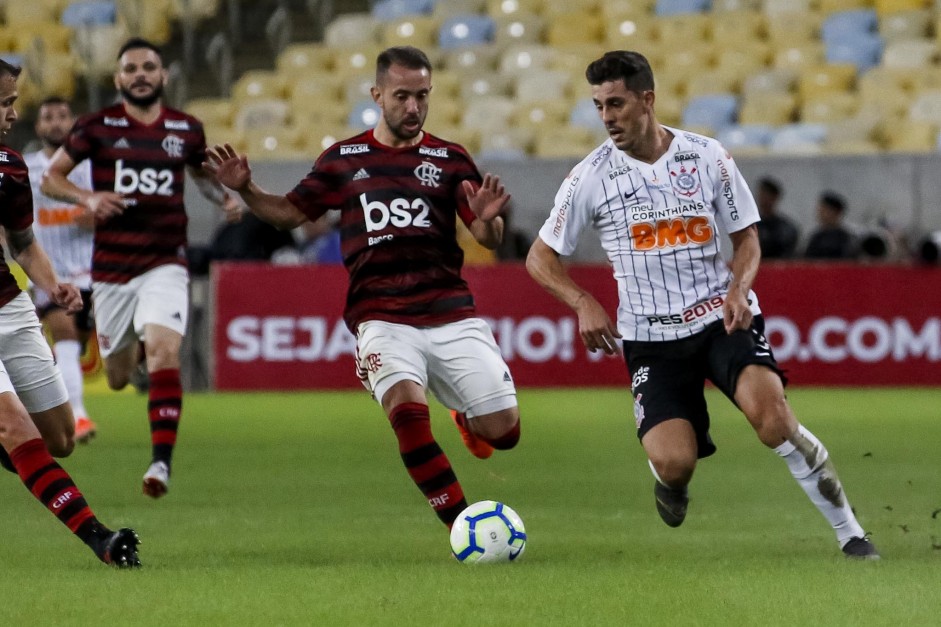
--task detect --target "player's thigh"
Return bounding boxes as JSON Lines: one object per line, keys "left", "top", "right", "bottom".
{"left": 624, "top": 338, "right": 714, "bottom": 459}
{"left": 356, "top": 320, "right": 430, "bottom": 407}
{"left": 42, "top": 307, "right": 79, "bottom": 343}
{"left": 92, "top": 280, "right": 139, "bottom": 358}
{"left": 706, "top": 315, "right": 787, "bottom": 403}
{"left": 426, "top": 318, "right": 517, "bottom": 418}
{"left": 133, "top": 264, "right": 189, "bottom": 338}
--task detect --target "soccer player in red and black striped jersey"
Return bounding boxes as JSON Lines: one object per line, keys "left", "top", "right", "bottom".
{"left": 0, "top": 58, "right": 140, "bottom": 567}
{"left": 42, "top": 38, "right": 240, "bottom": 499}
{"left": 206, "top": 46, "right": 522, "bottom": 529}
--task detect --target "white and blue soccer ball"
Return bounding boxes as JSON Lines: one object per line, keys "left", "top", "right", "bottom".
{"left": 449, "top": 500, "right": 527, "bottom": 563}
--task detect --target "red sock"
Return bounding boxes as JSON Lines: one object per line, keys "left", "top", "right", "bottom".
{"left": 483, "top": 420, "right": 521, "bottom": 450}
{"left": 148, "top": 368, "right": 182, "bottom": 464}
{"left": 389, "top": 402, "right": 467, "bottom": 526}
{"left": 10, "top": 439, "right": 97, "bottom": 540}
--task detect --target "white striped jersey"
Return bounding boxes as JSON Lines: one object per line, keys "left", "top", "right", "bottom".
{"left": 539, "top": 127, "right": 762, "bottom": 342}
{"left": 25, "top": 150, "right": 94, "bottom": 289}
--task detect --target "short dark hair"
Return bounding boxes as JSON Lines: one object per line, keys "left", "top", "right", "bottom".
{"left": 0, "top": 58, "right": 22, "bottom": 80}
{"left": 585, "top": 51, "right": 655, "bottom": 93}
{"left": 759, "top": 177, "right": 782, "bottom": 198}
{"left": 39, "top": 95, "right": 70, "bottom": 109}
{"left": 376, "top": 46, "right": 432, "bottom": 82}
{"left": 117, "top": 37, "right": 163, "bottom": 62}
{"left": 820, "top": 191, "right": 847, "bottom": 213}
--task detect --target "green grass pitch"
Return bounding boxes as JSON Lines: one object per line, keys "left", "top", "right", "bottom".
{"left": 1, "top": 387, "right": 939, "bottom": 625}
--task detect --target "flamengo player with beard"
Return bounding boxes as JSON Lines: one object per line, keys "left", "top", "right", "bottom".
{"left": 526, "top": 51, "right": 879, "bottom": 559}
{"left": 205, "top": 46, "right": 522, "bottom": 530}
{"left": 42, "top": 38, "right": 240, "bottom": 499}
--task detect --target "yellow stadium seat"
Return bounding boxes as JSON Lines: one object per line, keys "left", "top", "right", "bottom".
{"left": 424, "top": 96, "right": 463, "bottom": 128}
{"left": 511, "top": 99, "right": 571, "bottom": 128}
{"left": 289, "top": 96, "right": 348, "bottom": 127}
{"left": 603, "top": 14, "right": 657, "bottom": 48}
{"left": 513, "top": 69, "right": 571, "bottom": 102}
{"left": 712, "top": 0, "right": 762, "bottom": 10}
{"left": 601, "top": 0, "right": 656, "bottom": 17}
{"left": 233, "top": 99, "right": 290, "bottom": 132}
{"left": 430, "top": 69, "right": 460, "bottom": 99}
{"left": 276, "top": 43, "right": 335, "bottom": 76}
{"left": 381, "top": 16, "right": 440, "bottom": 48}
{"left": 742, "top": 68, "right": 798, "bottom": 97}
{"left": 715, "top": 44, "right": 773, "bottom": 82}
{"left": 773, "top": 42, "right": 826, "bottom": 70}
{"left": 12, "top": 23, "right": 72, "bottom": 54}
{"left": 739, "top": 92, "right": 798, "bottom": 125}
{"left": 684, "top": 69, "right": 742, "bottom": 98}
{"left": 498, "top": 43, "right": 555, "bottom": 75}
{"left": 479, "top": 127, "right": 535, "bottom": 157}
{"left": 119, "top": 0, "right": 174, "bottom": 44}
{"left": 656, "top": 13, "right": 712, "bottom": 42}
{"left": 800, "top": 92, "right": 859, "bottom": 123}
{"left": 243, "top": 127, "right": 307, "bottom": 161}
{"left": 879, "top": 10, "right": 932, "bottom": 41}
{"left": 486, "top": 0, "right": 546, "bottom": 17}
{"left": 908, "top": 89, "right": 941, "bottom": 126}
{"left": 882, "top": 38, "right": 939, "bottom": 68}
{"left": 287, "top": 72, "right": 343, "bottom": 103}
{"left": 301, "top": 125, "right": 359, "bottom": 154}
{"left": 532, "top": 126, "right": 601, "bottom": 158}
{"left": 186, "top": 98, "right": 235, "bottom": 128}
{"left": 332, "top": 45, "right": 384, "bottom": 75}
{"left": 857, "top": 66, "right": 916, "bottom": 96}
{"left": 169, "top": 0, "right": 219, "bottom": 21}
{"left": 4, "top": 3, "right": 57, "bottom": 26}
{"left": 461, "top": 96, "right": 516, "bottom": 130}
{"left": 324, "top": 14, "right": 382, "bottom": 48}
{"left": 433, "top": 0, "right": 486, "bottom": 18}
{"left": 200, "top": 122, "right": 241, "bottom": 152}
{"left": 710, "top": 12, "right": 767, "bottom": 42}
{"left": 857, "top": 88, "right": 912, "bottom": 118}
{"left": 823, "top": 140, "right": 880, "bottom": 154}
{"left": 762, "top": 0, "right": 816, "bottom": 13}
{"left": 825, "top": 114, "right": 880, "bottom": 143}
{"left": 653, "top": 95, "right": 683, "bottom": 127}
{"left": 458, "top": 71, "right": 513, "bottom": 99}
{"left": 70, "top": 24, "right": 128, "bottom": 79}
{"left": 549, "top": 44, "right": 603, "bottom": 75}
{"left": 543, "top": 0, "right": 600, "bottom": 15}
{"left": 341, "top": 73, "right": 376, "bottom": 104}
{"left": 22, "top": 51, "right": 74, "bottom": 99}
{"left": 232, "top": 71, "right": 287, "bottom": 103}
{"left": 881, "top": 119, "right": 937, "bottom": 152}
{"left": 874, "top": 0, "right": 931, "bottom": 16}
{"left": 910, "top": 66, "right": 941, "bottom": 91}
{"left": 797, "top": 64, "right": 856, "bottom": 101}
{"left": 441, "top": 46, "right": 502, "bottom": 73}
{"left": 493, "top": 13, "right": 545, "bottom": 46}
{"left": 657, "top": 44, "right": 716, "bottom": 79}
{"left": 818, "top": 0, "right": 874, "bottom": 12}
{"left": 546, "top": 12, "right": 603, "bottom": 46}
{"left": 766, "top": 12, "right": 822, "bottom": 42}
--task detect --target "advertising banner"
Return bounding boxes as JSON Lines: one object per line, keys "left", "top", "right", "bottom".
{"left": 213, "top": 263, "right": 941, "bottom": 389}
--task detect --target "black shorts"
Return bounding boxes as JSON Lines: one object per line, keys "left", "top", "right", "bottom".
{"left": 623, "top": 315, "right": 786, "bottom": 459}
{"left": 37, "top": 288, "right": 95, "bottom": 333}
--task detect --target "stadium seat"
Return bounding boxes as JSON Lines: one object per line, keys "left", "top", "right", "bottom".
{"left": 348, "top": 98, "right": 382, "bottom": 131}
{"left": 441, "top": 45, "right": 501, "bottom": 72}
{"left": 800, "top": 91, "right": 859, "bottom": 123}
{"left": 301, "top": 124, "right": 357, "bottom": 154}
{"left": 766, "top": 12, "right": 821, "bottom": 42}
{"left": 432, "top": 0, "right": 486, "bottom": 19}
{"left": 878, "top": 9, "right": 932, "bottom": 41}
{"left": 498, "top": 43, "right": 555, "bottom": 75}
{"left": 372, "top": 0, "right": 434, "bottom": 22}
{"left": 119, "top": 0, "right": 173, "bottom": 44}
{"left": 485, "top": 0, "right": 546, "bottom": 17}
{"left": 12, "top": 24, "right": 72, "bottom": 54}
{"left": 569, "top": 97, "right": 600, "bottom": 129}
{"left": 545, "top": 12, "right": 603, "bottom": 46}
{"left": 514, "top": 69, "right": 571, "bottom": 102}
{"left": 233, "top": 99, "right": 290, "bottom": 132}
{"left": 711, "top": 0, "right": 761, "bottom": 10}
{"left": 493, "top": 13, "right": 545, "bottom": 46}
{"left": 511, "top": 99, "right": 571, "bottom": 128}
{"left": 543, "top": 0, "right": 600, "bottom": 15}
{"left": 881, "top": 38, "right": 938, "bottom": 68}
{"left": 655, "top": 0, "right": 711, "bottom": 15}
{"left": 825, "top": 34, "right": 883, "bottom": 72}
{"left": 818, "top": 0, "right": 873, "bottom": 12}
{"left": 656, "top": 13, "right": 711, "bottom": 42}
{"left": 603, "top": 13, "right": 656, "bottom": 47}
{"left": 168, "top": 0, "right": 219, "bottom": 21}
{"left": 342, "top": 73, "right": 376, "bottom": 104}
{"left": 424, "top": 96, "right": 463, "bottom": 127}
{"left": 458, "top": 71, "right": 512, "bottom": 99}
{"left": 909, "top": 66, "right": 941, "bottom": 91}
{"left": 477, "top": 129, "right": 532, "bottom": 160}
{"left": 532, "top": 126, "right": 601, "bottom": 158}
{"left": 430, "top": 69, "right": 460, "bottom": 98}
{"left": 797, "top": 64, "right": 857, "bottom": 101}
{"left": 822, "top": 139, "right": 880, "bottom": 154}
{"left": 773, "top": 42, "right": 826, "bottom": 70}
{"left": 824, "top": 113, "right": 880, "bottom": 144}
{"left": 874, "top": 0, "right": 931, "bottom": 15}
{"left": 242, "top": 127, "right": 306, "bottom": 161}
{"left": 185, "top": 98, "right": 234, "bottom": 128}
{"left": 460, "top": 95, "right": 516, "bottom": 130}
{"left": 716, "top": 124, "right": 775, "bottom": 152}
{"left": 820, "top": 9, "right": 878, "bottom": 43}
{"left": 276, "top": 44, "right": 335, "bottom": 76}
{"left": 60, "top": 0, "right": 116, "bottom": 26}
{"left": 381, "top": 16, "right": 440, "bottom": 47}
{"left": 768, "top": 123, "right": 828, "bottom": 154}
{"left": 908, "top": 89, "right": 941, "bottom": 126}
{"left": 5, "top": 3, "right": 59, "bottom": 26}
{"left": 331, "top": 45, "right": 384, "bottom": 74}
{"left": 232, "top": 71, "right": 286, "bottom": 103}
{"left": 857, "top": 66, "right": 915, "bottom": 96}
{"left": 439, "top": 14, "right": 495, "bottom": 48}
{"left": 684, "top": 67, "right": 745, "bottom": 98}
{"left": 682, "top": 94, "right": 738, "bottom": 130}
{"left": 738, "top": 92, "right": 797, "bottom": 125}
{"left": 710, "top": 11, "right": 766, "bottom": 42}
{"left": 714, "top": 44, "right": 773, "bottom": 82}
{"left": 881, "top": 119, "right": 937, "bottom": 152}
{"left": 290, "top": 93, "right": 348, "bottom": 127}
{"left": 24, "top": 50, "right": 75, "bottom": 99}
{"left": 741, "top": 68, "right": 798, "bottom": 97}
{"left": 70, "top": 22, "right": 127, "bottom": 78}
{"left": 762, "top": 0, "right": 815, "bottom": 14}
{"left": 323, "top": 14, "right": 382, "bottom": 48}
{"left": 857, "top": 86, "right": 911, "bottom": 118}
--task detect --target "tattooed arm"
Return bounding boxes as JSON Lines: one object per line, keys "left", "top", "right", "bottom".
{"left": 7, "top": 227, "right": 82, "bottom": 312}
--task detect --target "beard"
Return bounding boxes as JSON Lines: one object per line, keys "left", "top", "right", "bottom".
{"left": 386, "top": 111, "right": 425, "bottom": 142}
{"left": 120, "top": 82, "right": 163, "bottom": 108}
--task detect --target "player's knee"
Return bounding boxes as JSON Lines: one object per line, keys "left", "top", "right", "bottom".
{"left": 650, "top": 453, "right": 695, "bottom": 486}
{"left": 45, "top": 434, "right": 74, "bottom": 458}
{"left": 486, "top": 418, "right": 520, "bottom": 450}
{"left": 747, "top": 398, "right": 794, "bottom": 448}
{"left": 106, "top": 370, "right": 130, "bottom": 391}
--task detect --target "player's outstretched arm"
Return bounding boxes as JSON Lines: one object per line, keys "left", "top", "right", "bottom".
{"left": 526, "top": 237, "right": 622, "bottom": 355}
{"left": 462, "top": 174, "right": 509, "bottom": 249}
{"left": 6, "top": 227, "right": 82, "bottom": 313}
{"left": 203, "top": 144, "right": 306, "bottom": 230}
{"left": 42, "top": 147, "right": 126, "bottom": 220}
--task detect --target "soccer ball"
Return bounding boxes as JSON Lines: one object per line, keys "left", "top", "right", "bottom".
{"left": 449, "top": 500, "right": 527, "bottom": 563}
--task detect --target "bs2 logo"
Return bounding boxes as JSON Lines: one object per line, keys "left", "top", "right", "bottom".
{"left": 361, "top": 193, "right": 431, "bottom": 233}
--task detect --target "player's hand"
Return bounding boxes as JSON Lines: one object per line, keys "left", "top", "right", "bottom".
{"left": 722, "top": 290, "right": 753, "bottom": 334}
{"left": 74, "top": 206, "right": 96, "bottom": 230}
{"left": 204, "top": 144, "right": 252, "bottom": 193}
{"left": 575, "top": 294, "right": 622, "bottom": 355}
{"left": 462, "top": 173, "right": 511, "bottom": 223}
{"left": 86, "top": 192, "right": 127, "bottom": 220}
{"left": 51, "top": 283, "right": 82, "bottom": 314}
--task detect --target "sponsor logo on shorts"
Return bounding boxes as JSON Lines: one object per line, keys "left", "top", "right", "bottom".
{"left": 633, "top": 393, "right": 645, "bottom": 429}
{"left": 631, "top": 366, "right": 649, "bottom": 390}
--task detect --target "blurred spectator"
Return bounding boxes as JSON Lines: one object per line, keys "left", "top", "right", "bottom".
{"left": 209, "top": 209, "right": 296, "bottom": 262}
{"left": 298, "top": 214, "right": 342, "bottom": 264}
{"left": 755, "top": 177, "right": 799, "bottom": 259}
{"left": 804, "top": 191, "right": 858, "bottom": 260}
{"left": 495, "top": 204, "right": 532, "bottom": 262}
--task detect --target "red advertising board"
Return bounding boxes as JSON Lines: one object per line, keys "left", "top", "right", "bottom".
{"left": 213, "top": 263, "right": 941, "bottom": 389}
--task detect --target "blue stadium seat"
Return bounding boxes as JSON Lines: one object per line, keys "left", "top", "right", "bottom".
{"left": 60, "top": 0, "right": 117, "bottom": 26}
{"left": 348, "top": 99, "right": 381, "bottom": 131}
{"left": 825, "top": 34, "right": 883, "bottom": 73}
{"left": 655, "top": 0, "right": 712, "bottom": 16}
{"left": 569, "top": 98, "right": 600, "bottom": 130}
{"left": 717, "top": 124, "right": 774, "bottom": 151}
{"left": 821, "top": 10, "right": 878, "bottom": 44}
{"left": 371, "top": 0, "right": 434, "bottom": 22}
{"left": 682, "top": 94, "right": 738, "bottom": 130}
{"left": 439, "top": 15, "right": 495, "bottom": 49}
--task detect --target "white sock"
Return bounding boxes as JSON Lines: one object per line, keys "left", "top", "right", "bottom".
{"left": 53, "top": 340, "right": 88, "bottom": 420}
{"left": 774, "top": 425, "right": 865, "bottom": 546}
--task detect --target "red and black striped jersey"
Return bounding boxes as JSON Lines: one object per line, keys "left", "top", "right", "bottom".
{"left": 63, "top": 103, "right": 207, "bottom": 284}
{"left": 287, "top": 129, "right": 483, "bottom": 331}
{"left": 0, "top": 146, "right": 36, "bottom": 307}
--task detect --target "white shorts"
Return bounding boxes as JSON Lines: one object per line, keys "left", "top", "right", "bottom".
{"left": 92, "top": 264, "right": 189, "bottom": 358}
{"left": 356, "top": 318, "right": 517, "bottom": 417}
{"left": 0, "top": 292, "right": 69, "bottom": 412}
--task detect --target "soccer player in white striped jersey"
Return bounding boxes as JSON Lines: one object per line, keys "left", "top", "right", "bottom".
{"left": 527, "top": 51, "right": 878, "bottom": 559}
{"left": 25, "top": 97, "right": 97, "bottom": 443}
